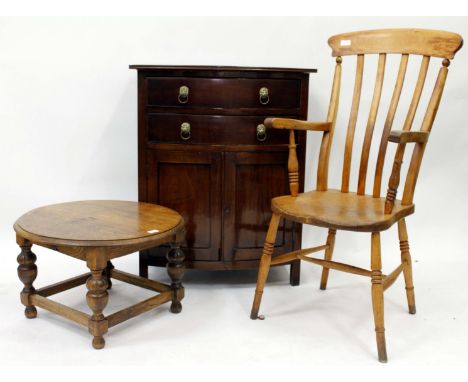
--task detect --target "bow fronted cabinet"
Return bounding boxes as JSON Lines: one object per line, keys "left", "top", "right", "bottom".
{"left": 130, "top": 65, "right": 316, "bottom": 284}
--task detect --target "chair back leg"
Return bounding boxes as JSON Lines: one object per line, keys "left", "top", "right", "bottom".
{"left": 398, "top": 219, "right": 416, "bottom": 314}
{"left": 319, "top": 228, "right": 337, "bottom": 290}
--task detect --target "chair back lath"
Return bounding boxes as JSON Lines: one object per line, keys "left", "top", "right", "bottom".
{"left": 316, "top": 29, "right": 463, "bottom": 211}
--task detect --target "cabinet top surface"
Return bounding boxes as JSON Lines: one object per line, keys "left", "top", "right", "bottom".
{"left": 129, "top": 65, "right": 317, "bottom": 73}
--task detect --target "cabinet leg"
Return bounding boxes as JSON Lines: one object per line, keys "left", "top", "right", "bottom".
{"left": 17, "top": 239, "right": 38, "bottom": 319}
{"left": 290, "top": 259, "right": 301, "bottom": 286}
{"left": 166, "top": 242, "right": 185, "bottom": 314}
{"left": 139, "top": 251, "right": 149, "bottom": 278}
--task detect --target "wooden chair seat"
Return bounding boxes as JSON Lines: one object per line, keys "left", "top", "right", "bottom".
{"left": 272, "top": 190, "right": 414, "bottom": 232}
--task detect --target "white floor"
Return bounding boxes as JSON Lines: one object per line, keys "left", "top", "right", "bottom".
{"left": 1, "top": 236, "right": 468, "bottom": 374}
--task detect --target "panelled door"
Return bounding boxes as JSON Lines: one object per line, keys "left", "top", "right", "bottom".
{"left": 222, "top": 151, "right": 295, "bottom": 262}
{"left": 146, "top": 149, "right": 222, "bottom": 261}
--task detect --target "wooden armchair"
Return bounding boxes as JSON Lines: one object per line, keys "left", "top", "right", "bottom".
{"left": 250, "top": 29, "right": 463, "bottom": 362}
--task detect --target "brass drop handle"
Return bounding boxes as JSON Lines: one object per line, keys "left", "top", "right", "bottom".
{"left": 180, "top": 122, "right": 191, "bottom": 140}
{"left": 256, "top": 124, "right": 267, "bottom": 142}
{"left": 178, "top": 85, "right": 189, "bottom": 104}
{"left": 259, "top": 87, "right": 269, "bottom": 105}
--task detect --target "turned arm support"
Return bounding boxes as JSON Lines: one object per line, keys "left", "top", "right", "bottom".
{"left": 264, "top": 118, "right": 330, "bottom": 197}
{"left": 264, "top": 118, "right": 331, "bottom": 132}
{"left": 384, "top": 130, "right": 430, "bottom": 214}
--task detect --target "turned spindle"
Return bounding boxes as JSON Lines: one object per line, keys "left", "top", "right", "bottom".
{"left": 385, "top": 154, "right": 403, "bottom": 214}
{"left": 288, "top": 130, "right": 299, "bottom": 197}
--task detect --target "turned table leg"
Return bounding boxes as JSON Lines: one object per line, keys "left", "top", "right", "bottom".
{"left": 103, "top": 261, "right": 114, "bottom": 290}
{"left": 17, "top": 238, "right": 38, "bottom": 319}
{"left": 166, "top": 241, "right": 185, "bottom": 314}
{"left": 139, "top": 251, "right": 149, "bottom": 278}
{"left": 86, "top": 257, "right": 109, "bottom": 349}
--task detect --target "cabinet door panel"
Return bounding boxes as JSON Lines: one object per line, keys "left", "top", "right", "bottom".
{"left": 146, "top": 150, "right": 222, "bottom": 261}
{"left": 223, "top": 151, "right": 295, "bottom": 261}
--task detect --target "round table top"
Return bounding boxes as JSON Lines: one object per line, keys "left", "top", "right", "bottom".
{"left": 14, "top": 200, "right": 183, "bottom": 246}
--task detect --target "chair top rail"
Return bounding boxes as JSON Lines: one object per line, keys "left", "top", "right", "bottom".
{"left": 328, "top": 29, "right": 463, "bottom": 59}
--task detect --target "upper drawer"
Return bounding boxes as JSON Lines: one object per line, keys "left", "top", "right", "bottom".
{"left": 147, "top": 113, "right": 292, "bottom": 145}
{"left": 146, "top": 77, "right": 301, "bottom": 109}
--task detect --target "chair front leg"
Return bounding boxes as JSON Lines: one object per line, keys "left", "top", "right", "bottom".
{"left": 250, "top": 213, "right": 281, "bottom": 320}
{"left": 319, "top": 228, "right": 337, "bottom": 290}
{"left": 398, "top": 219, "right": 416, "bottom": 314}
{"left": 371, "top": 232, "right": 388, "bottom": 363}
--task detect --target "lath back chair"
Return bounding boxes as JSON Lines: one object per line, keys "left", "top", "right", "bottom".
{"left": 249, "top": 29, "right": 463, "bottom": 363}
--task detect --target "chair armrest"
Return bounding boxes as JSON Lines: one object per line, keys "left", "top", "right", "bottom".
{"left": 388, "top": 130, "right": 429, "bottom": 144}
{"left": 264, "top": 118, "right": 331, "bottom": 132}
{"left": 265, "top": 118, "right": 330, "bottom": 197}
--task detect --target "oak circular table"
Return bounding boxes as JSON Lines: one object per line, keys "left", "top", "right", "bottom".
{"left": 14, "top": 200, "right": 185, "bottom": 349}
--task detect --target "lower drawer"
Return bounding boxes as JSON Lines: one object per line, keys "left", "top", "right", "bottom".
{"left": 146, "top": 113, "right": 294, "bottom": 145}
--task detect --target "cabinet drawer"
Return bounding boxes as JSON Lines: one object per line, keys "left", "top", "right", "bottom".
{"left": 146, "top": 77, "right": 301, "bottom": 109}
{"left": 147, "top": 114, "right": 292, "bottom": 145}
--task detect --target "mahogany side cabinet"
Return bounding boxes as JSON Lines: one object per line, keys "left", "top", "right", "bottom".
{"left": 130, "top": 65, "right": 316, "bottom": 285}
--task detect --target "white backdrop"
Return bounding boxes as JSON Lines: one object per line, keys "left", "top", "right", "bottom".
{"left": 0, "top": 17, "right": 467, "bottom": 368}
